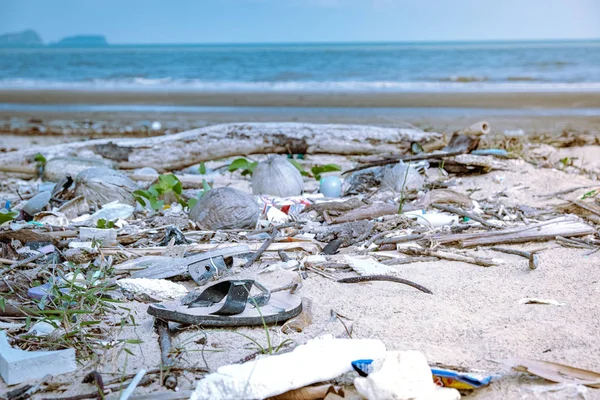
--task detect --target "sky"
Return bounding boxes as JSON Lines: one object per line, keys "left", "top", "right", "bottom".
{"left": 1, "top": 0, "right": 600, "bottom": 44}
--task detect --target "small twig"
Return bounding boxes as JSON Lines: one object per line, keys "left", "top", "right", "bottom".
{"left": 10, "top": 251, "right": 48, "bottom": 269}
{"left": 556, "top": 236, "right": 595, "bottom": 249}
{"left": 82, "top": 371, "right": 104, "bottom": 400}
{"left": 155, "top": 319, "right": 177, "bottom": 389}
{"left": 305, "top": 265, "right": 338, "bottom": 280}
{"left": 337, "top": 274, "right": 433, "bottom": 294}
{"left": 277, "top": 249, "right": 290, "bottom": 262}
{"left": 431, "top": 203, "right": 496, "bottom": 228}
{"left": 535, "top": 185, "right": 595, "bottom": 198}
{"left": 491, "top": 246, "right": 545, "bottom": 270}
{"left": 243, "top": 229, "right": 279, "bottom": 268}
{"left": 380, "top": 256, "right": 439, "bottom": 266}
{"left": 375, "top": 233, "right": 424, "bottom": 245}
{"left": 400, "top": 247, "right": 500, "bottom": 267}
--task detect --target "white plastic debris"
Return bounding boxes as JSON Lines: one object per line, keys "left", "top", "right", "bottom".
{"left": 404, "top": 210, "right": 458, "bottom": 228}
{"left": 354, "top": 351, "right": 461, "bottom": 400}
{"left": 320, "top": 176, "right": 343, "bottom": 198}
{"left": 342, "top": 255, "right": 397, "bottom": 276}
{"left": 116, "top": 278, "right": 188, "bottom": 301}
{"left": 27, "top": 321, "right": 59, "bottom": 337}
{"left": 79, "top": 227, "right": 117, "bottom": 246}
{"left": 151, "top": 121, "right": 162, "bottom": 131}
{"left": 0, "top": 331, "right": 76, "bottom": 385}
{"left": 191, "top": 336, "right": 386, "bottom": 400}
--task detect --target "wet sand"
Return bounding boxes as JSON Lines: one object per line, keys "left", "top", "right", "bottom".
{"left": 2, "top": 89, "right": 600, "bottom": 108}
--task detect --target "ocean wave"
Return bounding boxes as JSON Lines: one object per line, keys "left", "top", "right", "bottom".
{"left": 2, "top": 78, "right": 600, "bottom": 92}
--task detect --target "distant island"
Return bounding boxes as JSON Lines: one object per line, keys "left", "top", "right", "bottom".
{"left": 0, "top": 29, "right": 43, "bottom": 46}
{"left": 0, "top": 30, "right": 109, "bottom": 47}
{"left": 53, "top": 35, "right": 108, "bottom": 47}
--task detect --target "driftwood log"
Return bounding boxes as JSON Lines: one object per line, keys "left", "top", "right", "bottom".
{"left": 0, "top": 122, "right": 439, "bottom": 178}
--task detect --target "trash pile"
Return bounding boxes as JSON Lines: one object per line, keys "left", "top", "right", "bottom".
{"left": 1, "top": 121, "right": 599, "bottom": 399}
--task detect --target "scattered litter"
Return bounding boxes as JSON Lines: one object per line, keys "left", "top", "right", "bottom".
{"left": 190, "top": 187, "right": 259, "bottom": 230}
{"left": 503, "top": 357, "right": 600, "bottom": 388}
{"left": 117, "top": 278, "right": 188, "bottom": 302}
{"left": 342, "top": 255, "right": 397, "bottom": 275}
{"left": 191, "top": 336, "right": 386, "bottom": 400}
{"left": 320, "top": 176, "right": 343, "bottom": 198}
{"left": 353, "top": 351, "right": 460, "bottom": 400}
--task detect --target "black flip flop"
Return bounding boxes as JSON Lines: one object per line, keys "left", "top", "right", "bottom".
{"left": 147, "top": 279, "right": 302, "bottom": 327}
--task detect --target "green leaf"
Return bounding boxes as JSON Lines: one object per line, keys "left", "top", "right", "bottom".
{"left": 0, "top": 297, "right": 5, "bottom": 313}
{"left": 311, "top": 163, "right": 341, "bottom": 181}
{"left": 199, "top": 162, "right": 207, "bottom": 175}
{"left": 124, "top": 339, "right": 144, "bottom": 344}
{"left": 228, "top": 158, "right": 251, "bottom": 172}
{"left": 288, "top": 159, "right": 310, "bottom": 177}
{"left": 581, "top": 189, "right": 598, "bottom": 199}
{"left": 202, "top": 179, "right": 211, "bottom": 192}
{"left": 187, "top": 198, "right": 198, "bottom": 209}
{"left": 33, "top": 153, "right": 47, "bottom": 166}
{"left": 0, "top": 211, "right": 18, "bottom": 225}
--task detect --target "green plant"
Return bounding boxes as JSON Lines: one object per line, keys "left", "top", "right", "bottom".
{"left": 581, "top": 189, "right": 599, "bottom": 199}
{"left": 198, "top": 162, "right": 207, "bottom": 175}
{"left": 0, "top": 211, "right": 18, "bottom": 225}
{"left": 228, "top": 158, "right": 258, "bottom": 176}
{"left": 133, "top": 174, "right": 210, "bottom": 211}
{"left": 96, "top": 218, "right": 115, "bottom": 229}
{"left": 310, "top": 164, "right": 341, "bottom": 181}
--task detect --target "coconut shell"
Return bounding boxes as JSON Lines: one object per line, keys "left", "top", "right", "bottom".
{"left": 75, "top": 167, "right": 138, "bottom": 206}
{"left": 189, "top": 187, "right": 259, "bottom": 230}
{"left": 252, "top": 155, "right": 304, "bottom": 197}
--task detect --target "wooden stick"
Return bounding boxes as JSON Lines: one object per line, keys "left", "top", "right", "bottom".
{"left": 337, "top": 275, "right": 433, "bottom": 294}
{"left": 380, "top": 256, "right": 439, "bottom": 266}
{"left": 491, "top": 247, "right": 543, "bottom": 270}
{"left": 375, "top": 233, "right": 424, "bottom": 245}
{"left": 243, "top": 229, "right": 279, "bottom": 268}
{"left": 400, "top": 248, "right": 500, "bottom": 267}
{"left": 431, "top": 203, "right": 496, "bottom": 228}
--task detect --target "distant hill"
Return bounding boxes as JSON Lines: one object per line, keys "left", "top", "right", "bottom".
{"left": 0, "top": 30, "right": 43, "bottom": 46}
{"left": 53, "top": 35, "right": 108, "bottom": 47}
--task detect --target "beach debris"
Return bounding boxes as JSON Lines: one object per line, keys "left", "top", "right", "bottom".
{"left": 190, "top": 336, "right": 386, "bottom": 400}
{"left": 252, "top": 155, "right": 304, "bottom": 197}
{"left": 75, "top": 167, "right": 139, "bottom": 206}
{"left": 503, "top": 357, "right": 600, "bottom": 388}
{"left": 430, "top": 367, "right": 493, "bottom": 391}
{"left": 491, "top": 247, "right": 543, "bottom": 270}
{"left": 342, "top": 165, "right": 388, "bottom": 195}
{"left": 243, "top": 229, "right": 279, "bottom": 269}
{"left": 83, "top": 201, "right": 134, "bottom": 225}
{"left": 433, "top": 216, "right": 595, "bottom": 247}
{"left": 79, "top": 226, "right": 117, "bottom": 246}
{"left": 404, "top": 210, "right": 459, "bottom": 228}
{"left": 33, "top": 211, "right": 70, "bottom": 227}
{"left": 189, "top": 187, "right": 259, "bottom": 230}
{"left": 518, "top": 298, "right": 563, "bottom": 306}
{"left": 43, "top": 156, "right": 115, "bottom": 181}
{"left": 0, "top": 331, "right": 76, "bottom": 385}
{"left": 319, "top": 176, "right": 343, "bottom": 198}
{"left": 22, "top": 191, "right": 51, "bottom": 216}
{"left": 382, "top": 161, "right": 425, "bottom": 192}
{"left": 342, "top": 255, "right": 397, "bottom": 275}
{"left": 0, "top": 123, "right": 440, "bottom": 177}
{"left": 430, "top": 203, "right": 499, "bottom": 228}
{"left": 471, "top": 149, "right": 510, "bottom": 158}
{"left": 148, "top": 279, "right": 302, "bottom": 327}
{"left": 331, "top": 203, "right": 409, "bottom": 224}
{"left": 353, "top": 351, "right": 460, "bottom": 400}
{"left": 337, "top": 275, "right": 433, "bottom": 294}
{"left": 117, "top": 278, "right": 188, "bottom": 302}
{"left": 461, "top": 120, "right": 490, "bottom": 136}
{"left": 282, "top": 297, "right": 314, "bottom": 333}
{"left": 120, "top": 369, "right": 148, "bottom": 400}
{"left": 155, "top": 319, "right": 177, "bottom": 389}
{"left": 399, "top": 248, "right": 502, "bottom": 268}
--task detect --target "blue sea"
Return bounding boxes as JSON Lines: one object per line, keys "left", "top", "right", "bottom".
{"left": 1, "top": 41, "right": 600, "bottom": 92}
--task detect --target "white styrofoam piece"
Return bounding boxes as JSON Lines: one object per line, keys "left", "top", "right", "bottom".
{"left": 116, "top": 278, "right": 188, "bottom": 301}
{"left": 0, "top": 331, "right": 76, "bottom": 385}
{"left": 342, "top": 255, "right": 397, "bottom": 276}
{"left": 191, "top": 336, "right": 386, "bottom": 400}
